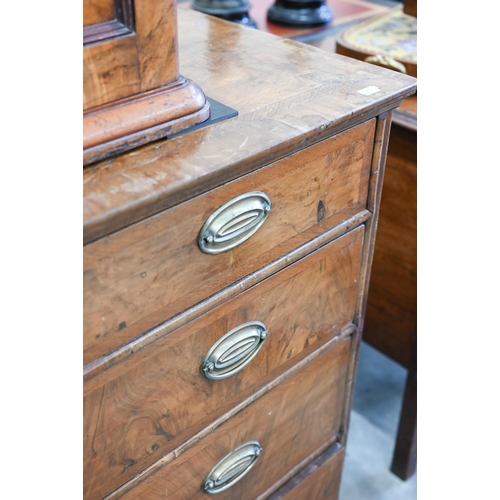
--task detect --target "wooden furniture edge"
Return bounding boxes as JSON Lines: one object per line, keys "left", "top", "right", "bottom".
{"left": 83, "top": 212, "right": 370, "bottom": 384}
{"left": 390, "top": 331, "right": 417, "bottom": 479}
{"left": 255, "top": 440, "right": 341, "bottom": 500}
{"left": 83, "top": 78, "right": 210, "bottom": 166}
{"left": 339, "top": 112, "right": 392, "bottom": 445}
{"left": 266, "top": 442, "right": 344, "bottom": 499}
{"left": 83, "top": 90, "right": 414, "bottom": 245}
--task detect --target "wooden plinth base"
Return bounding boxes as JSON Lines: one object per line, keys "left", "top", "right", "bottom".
{"left": 83, "top": 77, "right": 210, "bottom": 166}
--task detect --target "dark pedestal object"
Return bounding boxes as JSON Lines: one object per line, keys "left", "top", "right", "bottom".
{"left": 267, "top": 0, "right": 333, "bottom": 27}
{"left": 192, "top": 0, "right": 257, "bottom": 27}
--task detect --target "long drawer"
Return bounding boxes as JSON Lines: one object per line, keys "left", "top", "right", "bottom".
{"left": 84, "top": 226, "right": 364, "bottom": 499}
{"left": 83, "top": 120, "right": 375, "bottom": 364}
{"left": 105, "top": 335, "right": 352, "bottom": 499}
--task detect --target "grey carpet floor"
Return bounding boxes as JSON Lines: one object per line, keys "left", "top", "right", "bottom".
{"left": 339, "top": 342, "right": 417, "bottom": 499}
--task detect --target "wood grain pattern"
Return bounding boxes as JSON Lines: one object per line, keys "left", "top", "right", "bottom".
{"left": 267, "top": 443, "right": 345, "bottom": 500}
{"left": 84, "top": 79, "right": 207, "bottom": 149}
{"left": 83, "top": 98, "right": 210, "bottom": 166}
{"left": 83, "top": 228, "right": 363, "bottom": 498}
{"left": 340, "top": 113, "right": 393, "bottom": 449}
{"left": 355, "top": 112, "right": 392, "bottom": 328}
{"left": 83, "top": 123, "right": 374, "bottom": 364}
{"left": 82, "top": 10, "right": 417, "bottom": 499}
{"left": 83, "top": 0, "right": 134, "bottom": 40}
{"left": 134, "top": 0, "right": 178, "bottom": 91}
{"left": 104, "top": 336, "right": 351, "bottom": 499}
{"left": 83, "top": 20, "right": 133, "bottom": 45}
{"left": 84, "top": 0, "right": 115, "bottom": 26}
{"left": 83, "top": 1, "right": 211, "bottom": 164}
{"left": 363, "top": 122, "right": 416, "bottom": 368}
{"left": 365, "top": 102, "right": 417, "bottom": 480}
{"left": 83, "top": 9, "right": 417, "bottom": 244}
{"left": 83, "top": 76, "right": 209, "bottom": 166}
{"left": 83, "top": 0, "right": 178, "bottom": 110}
{"left": 83, "top": 34, "right": 140, "bottom": 110}
{"left": 84, "top": 210, "right": 370, "bottom": 382}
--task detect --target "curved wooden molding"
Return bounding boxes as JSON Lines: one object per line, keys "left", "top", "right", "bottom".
{"left": 83, "top": 0, "right": 135, "bottom": 44}
{"left": 83, "top": 77, "right": 210, "bottom": 166}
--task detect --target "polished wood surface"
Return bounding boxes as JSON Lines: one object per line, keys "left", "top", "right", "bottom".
{"left": 83, "top": 0, "right": 178, "bottom": 109}
{"left": 83, "top": 122, "right": 373, "bottom": 364}
{"left": 83, "top": 9, "right": 416, "bottom": 244}
{"left": 83, "top": 79, "right": 210, "bottom": 165}
{"left": 354, "top": 111, "right": 392, "bottom": 329}
{"left": 83, "top": 9, "right": 417, "bottom": 499}
{"left": 84, "top": 0, "right": 116, "bottom": 25}
{"left": 104, "top": 336, "right": 351, "bottom": 499}
{"left": 340, "top": 111, "right": 394, "bottom": 450}
{"left": 268, "top": 444, "right": 344, "bottom": 500}
{"left": 83, "top": 35, "right": 140, "bottom": 108}
{"left": 84, "top": 229, "right": 363, "bottom": 498}
{"left": 83, "top": 0, "right": 209, "bottom": 165}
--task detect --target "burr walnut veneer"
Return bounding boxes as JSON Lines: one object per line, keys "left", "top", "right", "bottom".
{"left": 83, "top": 9, "right": 416, "bottom": 499}
{"left": 83, "top": 0, "right": 210, "bottom": 166}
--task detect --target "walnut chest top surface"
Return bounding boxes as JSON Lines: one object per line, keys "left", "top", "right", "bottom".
{"left": 83, "top": 8, "right": 416, "bottom": 244}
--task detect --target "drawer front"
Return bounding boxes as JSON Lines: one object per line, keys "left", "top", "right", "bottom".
{"left": 109, "top": 335, "right": 352, "bottom": 499}
{"left": 84, "top": 226, "right": 364, "bottom": 500}
{"left": 268, "top": 444, "right": 345, "bottom": 500}
{"left": 83, "top": 120, "right": 375, "bottom": 363}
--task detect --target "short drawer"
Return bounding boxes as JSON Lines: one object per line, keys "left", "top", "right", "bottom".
{"left": 83, "top": 120, "right": 375, "bottom": 363}
{"left": 83, "top": 226, "right": 364, "bottom": 499}
{"left": 106, "top": 335, "right": 352, "bottom": 499}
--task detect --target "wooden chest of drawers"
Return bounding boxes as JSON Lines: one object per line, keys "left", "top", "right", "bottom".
{"left": 83, "top": 7, "right": 416, "bottom": 499}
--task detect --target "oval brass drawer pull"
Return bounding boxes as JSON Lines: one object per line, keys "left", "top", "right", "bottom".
{"left": 201, "top": 321, "right": 268, "bottom": 380}
{"left": 203, "top": 441, "right": 263, "bottom": 494}
{"left": 198, "top": 191, "right": 271, "bottom": 254}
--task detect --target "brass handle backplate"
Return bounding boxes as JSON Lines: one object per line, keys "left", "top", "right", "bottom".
{"left": 202, "top": 441, "right": 263, "bottom": 494}
{"left": 201, "top": 321, "right": 268, "bottom": 380}
{"left": 198, "top": 191, "right": 271, "bottom": 254}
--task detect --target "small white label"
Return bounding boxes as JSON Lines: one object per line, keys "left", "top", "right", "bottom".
{"left": 358, "top": 86, "right": 380, "bottom": 96}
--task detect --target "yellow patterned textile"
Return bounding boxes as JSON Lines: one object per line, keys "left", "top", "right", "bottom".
{"left": 344, "top": 6, "right": 416, "bottom": 63}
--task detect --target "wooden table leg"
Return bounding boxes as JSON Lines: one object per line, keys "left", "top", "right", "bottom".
{"left": 390, "top": 332, "right": 417, "bottom": 479}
